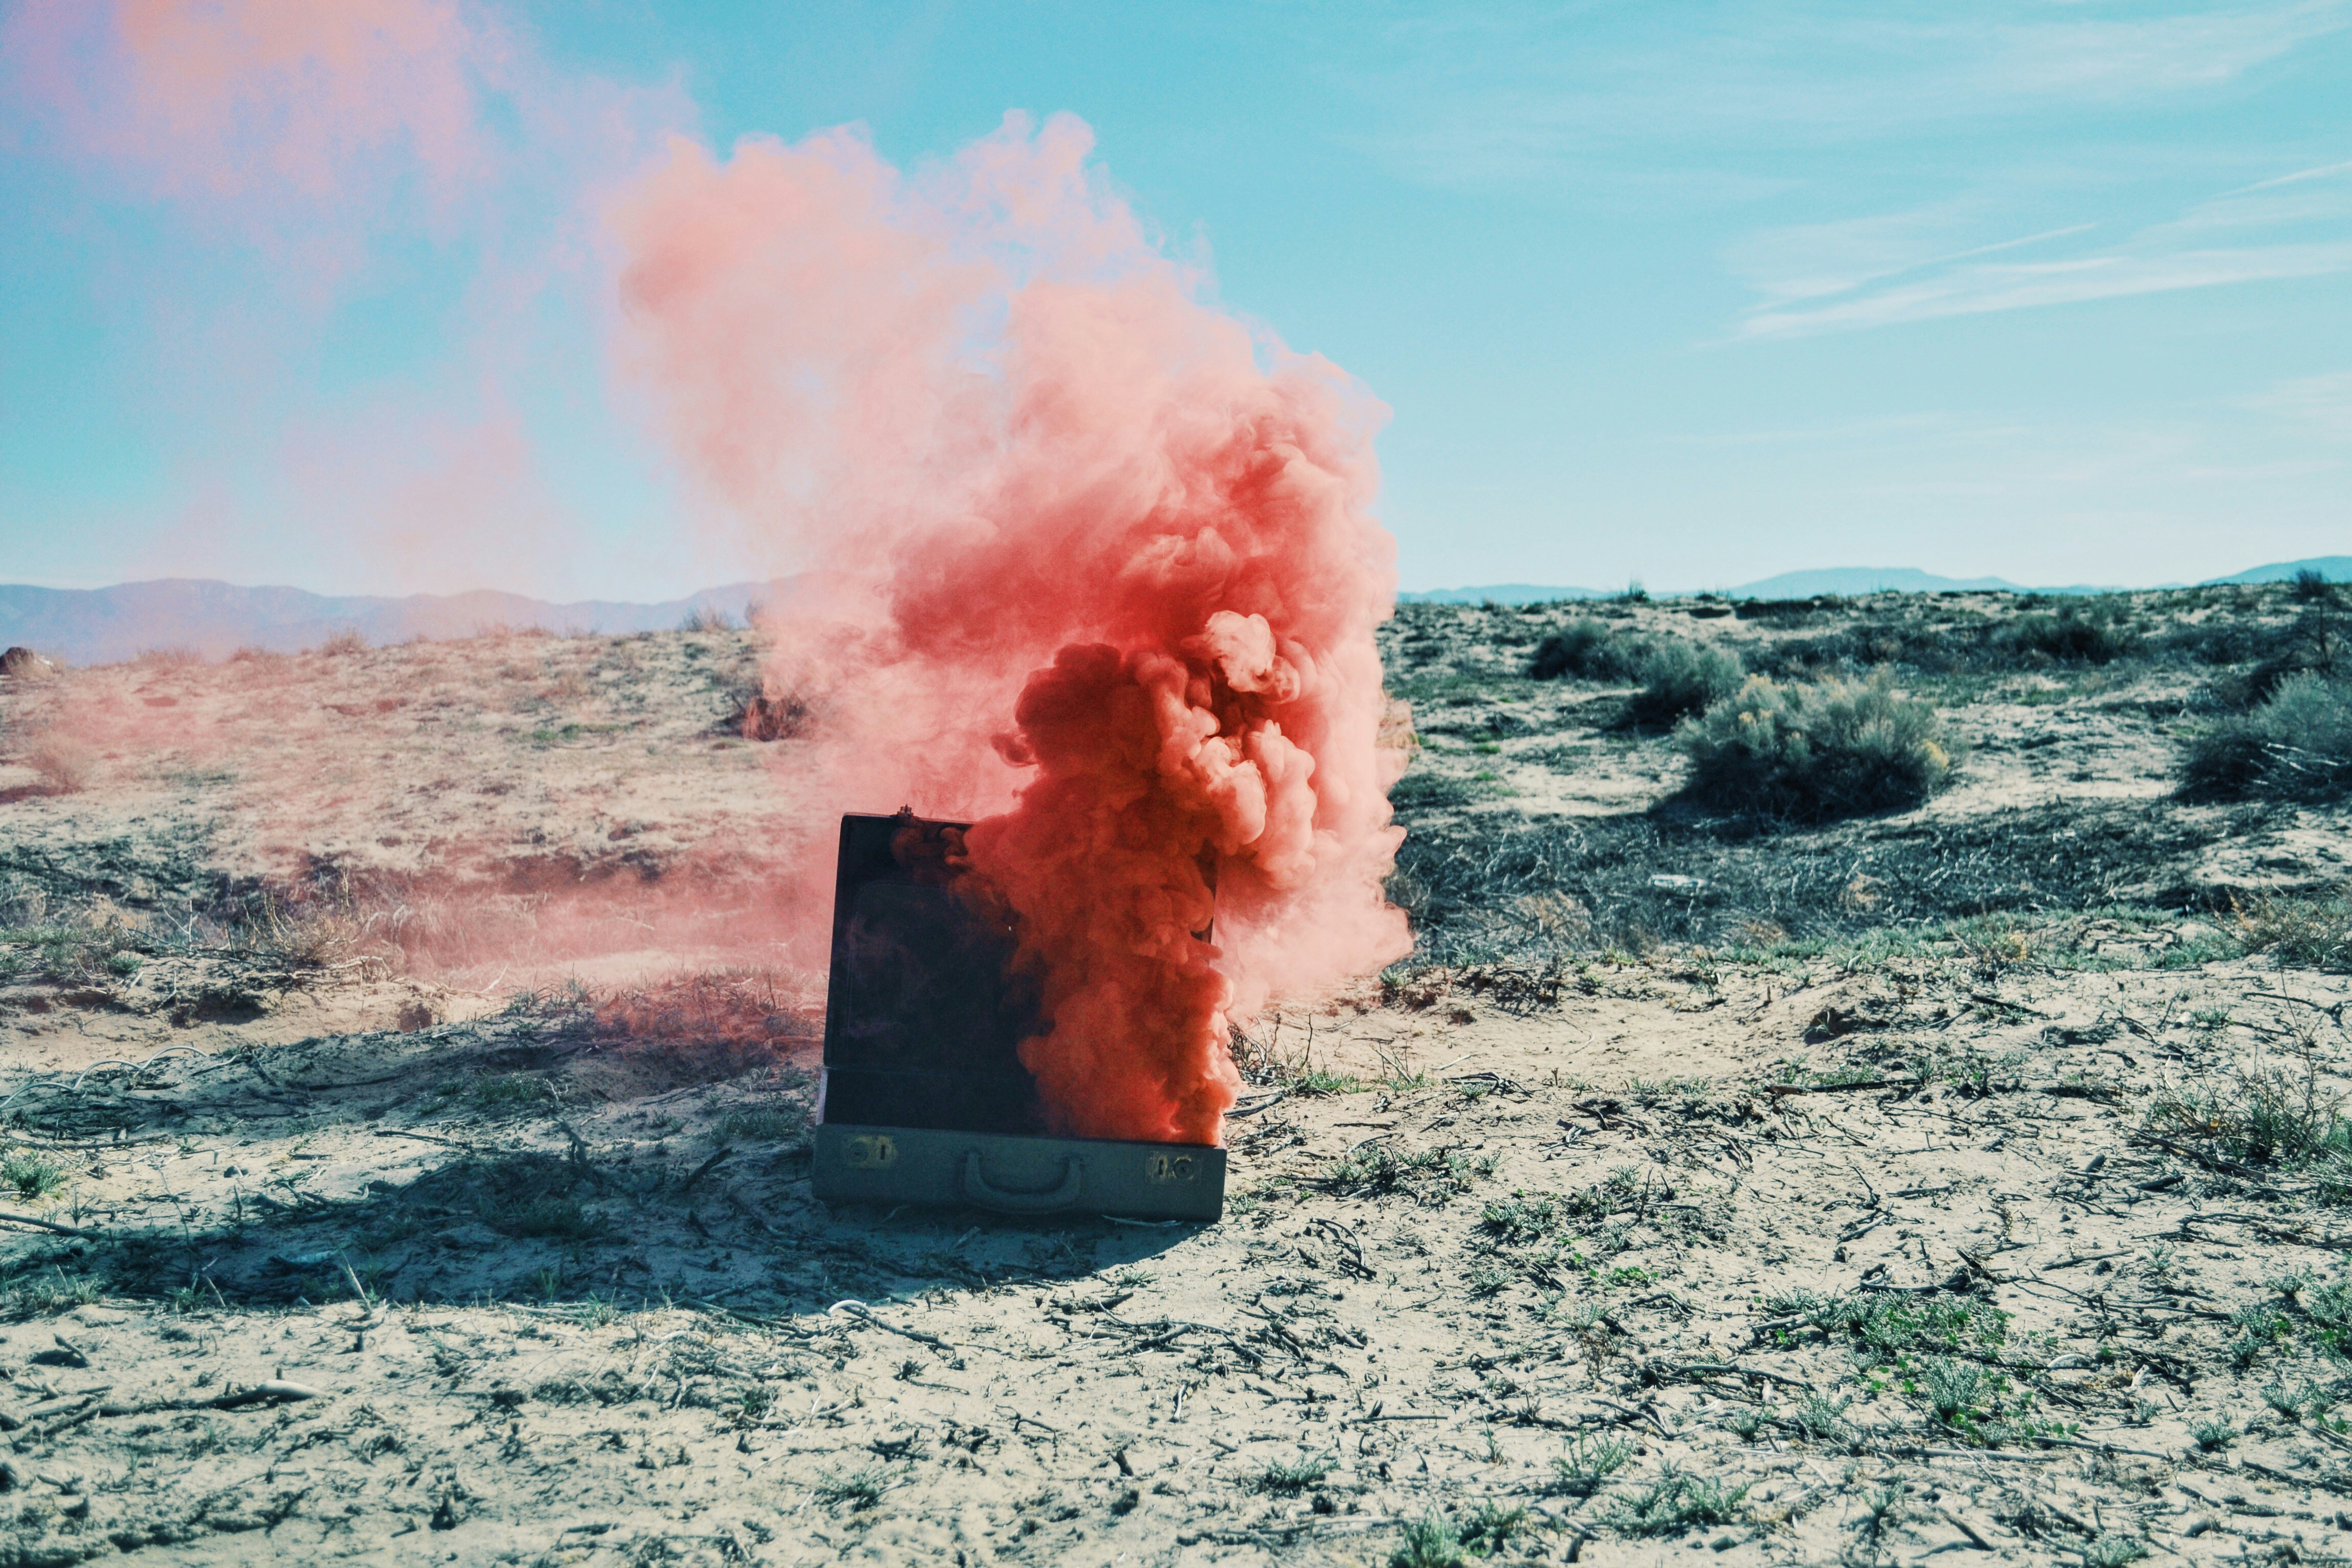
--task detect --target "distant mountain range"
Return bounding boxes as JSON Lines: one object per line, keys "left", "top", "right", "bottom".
{"left": 2, "top": 556, "right": 2342, "bottom": 666}
{"left": 1398, "top": 556, "right": 2347, "bottom": 605}
{"left": 0, "top": 577, "right": 807, "bottom": 667}
{"left": 2201, "top": 555, "right": 2352, "bottom": 586}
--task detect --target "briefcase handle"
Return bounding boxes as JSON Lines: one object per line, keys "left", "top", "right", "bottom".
{"left": 960, "top": 1151, "right": 1084, "bottom": 1213}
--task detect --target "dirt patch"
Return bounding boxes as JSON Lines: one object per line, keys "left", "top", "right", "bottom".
{"left": 0, "top": 601, "right": 2347, "bottom": 1564}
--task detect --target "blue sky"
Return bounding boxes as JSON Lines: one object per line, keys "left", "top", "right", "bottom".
{"left": 2, "top": 0, "right": 2347, "bottom": 599}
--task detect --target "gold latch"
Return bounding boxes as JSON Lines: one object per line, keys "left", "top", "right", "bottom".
{"left": 845, "top": 1134, "right": 898, "bottom": 1169}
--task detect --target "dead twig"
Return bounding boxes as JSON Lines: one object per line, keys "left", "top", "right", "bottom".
{"left": 0, "top": 1211, "right": 97, "bottom": 1239}
{"left": 827, "top": 1300, "right": 963, "bottom": 1358}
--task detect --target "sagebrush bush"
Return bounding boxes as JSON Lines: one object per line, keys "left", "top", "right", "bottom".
{"left": 2182, "top": 672, "right": 2352, "bottom": 800}
{"left": 1995, "top": 604, "right": 2137, "bottom": 665}
{"left": 2237, "top": 614, "right": 2351, "bottom": 707}
{"left": 1528, "top": 620, "right": 1646, "bottom": 682}
{"left": 1677, "top": 672, "right": 1955, "bottom": 820}
{"left": 1626, "top": 642, "right": 1744, "bottom": 727}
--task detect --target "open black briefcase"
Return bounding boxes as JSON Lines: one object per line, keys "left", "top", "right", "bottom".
{"left": 809, "top": 812, "right": 1226, "bottom": 1221}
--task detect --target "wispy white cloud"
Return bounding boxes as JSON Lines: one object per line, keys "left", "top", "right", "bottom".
{"left": 1981, "top": 2, "right": 2350, "bottom": 97}
{"left": 2245, "top": 369, "right": 2352, "bottom": 435}
{"left": 1730, "top": 145, "right": 2352, "bottom": 339}
{"left": 1340, "top": 1, "right": 2352, "bottom": 187}
{"left": 1727, "top": 212, "right": 2097, "bottom": 308}
{"left": 2225, "top": 157, "right": 2352, "bottom": 194}
{"left": 1738, "top": 241, "right": 2352, "bottom": 338}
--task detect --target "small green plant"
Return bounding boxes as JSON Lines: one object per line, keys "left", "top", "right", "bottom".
{"left": 1480, "top": 1195, "right": 1560, "bottom": 1243}
{"left": 1677, "top": 671, "right": 1955, "bottom": 820}
{"left": 2301, "top": 1280, "right": 2352, "bottom": 1355}
{"left": 1289, "top": 1066, "right": 1366, "bottom": 1096}
{"left": 1320, "top": 1142, "right": 1447, "bottom": 1196}
{"left": 1458, "top": 1500, "right": 1528, "bottom": 1556}
{"left": 1601, "top": 1465, "right": 1749, "bottom": 1538}
{"left": 1918, "top": 1356, "right": 1988, "bottom": 1427}
{"left": 2, "top": 1153, "right": 63, "bottom": 1202}
{"left": 471, "top": 1073, "right": 544, "bottom": 1107}
{"left": 1793, "top": 1391, "right": 1853, "bottom": 1445}
{"left": 2230, "top": 1305, "right": 2292, "bottom": 1367}
{"left": 1548, "top": 1432, "right": 1633, "bottom": 1496}
{"left": 2191, "top": 1417, "right": 2237, "bottom": 1451}
{"left": 2081, "top": 1532, "right": 2150, "bottom": 1567}
{"left": 2262, "top": 1379, "right": 2334, "bottom": 1423}
{"left": 1256, "top": 1457, "right": 1333, "bottom": 1494}
{"left": 715, "top": 1107, "right": 806, "bottom": 1143}
{"left": 1762, "top": 1288, "right": 2009, "bottom": 1360}
{"left": 812, "top": 1464, "right": 901, "bottom": 1509}
{"left": 1389, "top": 1512, "right": 1469, "bottom": 1568}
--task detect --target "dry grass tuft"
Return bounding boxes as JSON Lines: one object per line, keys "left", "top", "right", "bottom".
{"left": 2146, "top": 1061, "right": 2352, "bottom": 1171}
{"left": 25, "top": 737, "right": 95, "bottom": 794}
{"left": 2234, "top": 891, "right": 2352, "bottom": 972}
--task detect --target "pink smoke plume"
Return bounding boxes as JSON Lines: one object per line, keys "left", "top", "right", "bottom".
{"left": 611, "top": 113, "right": 1411, "bottom": 1144}
{"left": 3, "top": 0, "right": 693, "bottom": 594}
{"left": 5, "top": 0, "right": 495, "bottom": 220}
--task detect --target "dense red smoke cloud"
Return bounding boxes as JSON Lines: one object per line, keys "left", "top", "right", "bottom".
{"left": 611, "top": 113, "right": 1411, "bottom": 1143}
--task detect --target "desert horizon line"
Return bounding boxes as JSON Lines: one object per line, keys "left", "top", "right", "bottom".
{"left": 1, "top": 552, "right": 2344, "bottom": 608}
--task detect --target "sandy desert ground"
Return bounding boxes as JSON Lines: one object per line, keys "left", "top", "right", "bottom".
{"left": 0, "top": 585, "right": 2348, "bottom": 1566}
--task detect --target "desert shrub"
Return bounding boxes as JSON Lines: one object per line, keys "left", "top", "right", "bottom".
{"left": 2240, "top": 614, "right": 2351, "bottom": 706}
{"left": 1625, "top": 643, "right": 1744, "bottom": 727}
{"left": 1734, "top": 596, "right": 1843, "bottom": 621}
{"left": 318, "top": 628, "right": 367, "bottom": 655}
{"left": 25, "top": 739, "right": 94, "bottom": 794}
{"left": 1392, "top": 773, "right": 1480, "bottom": 811}
{"left": 1676, "top": 672, "right": 1954, "bottom": 819}
{"left": 2234, "top": 891, "right": 2352, "bottom": 972}
{"left": 2294, "top": 567, "right": 2339, "bottom": 603}
{"left": 1528, "top": 620, "right": 1646, "bottom": 682}
{"left": 1993, "top": 603, "right": 2137, "bottom": 665}
{"left": 2182, "top": 672, "right": 2352, "bottom": 800}
{"left": 679, "top": 606, "right": 733, "bottom": 633}
{"left": 1751, "top": 619, "right": 1963, "bottom": 677}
